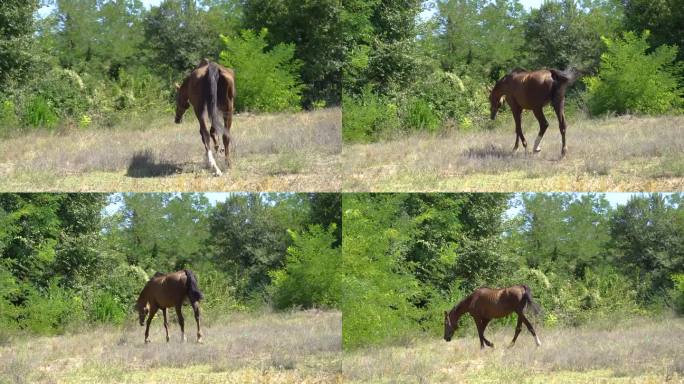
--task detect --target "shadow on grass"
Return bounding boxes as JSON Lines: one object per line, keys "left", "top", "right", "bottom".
{"left": 463, "top": 144, "right": 516, "bottom": 160}
{"left": 126, "top": 150, "right": 183, "bottom": 178}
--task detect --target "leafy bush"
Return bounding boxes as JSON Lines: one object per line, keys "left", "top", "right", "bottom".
{"left": 32, "top": 68, "right": 90, "bottom": 119}
{"left": 220, "top": 29, "right": 303, "bottom": 112}
{"left": 342, "top": 88, "right": 400, "bottom": 142}
{"left": 22, "top": 95, "right": 59, "bottom": 128}
{"left": 89, "top": 290, "right": 126, "bottom": 324}
{"left": 0, "top": 99, "right": 19, "bottom": 136}
{"left": 584, "top": 31, "right": 683, "bottom": 115}
{"left": 401, "top": 97, "right": 440, "bottom": 132}
{"left": 269, "top": 225, "right": 341, "bottom": 309}
{"left": 406, "top": 71, "right": 489, "bottom": 129}
{"left": 673, "top": 274, "right": 684, "bottom": 315}
{"left": 20, "top": 281, "right": 86, "bottom": 334}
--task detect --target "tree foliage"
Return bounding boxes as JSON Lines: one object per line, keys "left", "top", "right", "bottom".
{"left": 584, "top": 31, "right": 683, "bottom": 115}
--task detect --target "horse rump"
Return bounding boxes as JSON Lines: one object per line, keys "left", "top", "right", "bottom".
{"left": 184, "top": 269, "right": 204, "bottom": 303}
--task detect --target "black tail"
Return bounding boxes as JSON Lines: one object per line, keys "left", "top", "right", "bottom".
{"left": 185, "top": 269, "right": 204, "bottom": 303}
{"left": 522, "top": 285, "right": 541, "bottom": 317}
{"left": 204, "top": 61, "right": 224, "bottom": 136}
{"left": 550, "top": 68, "right": 580, "bottom": 85}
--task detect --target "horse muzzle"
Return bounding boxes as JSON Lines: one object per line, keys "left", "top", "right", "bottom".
{"left": 444, "top": 337, "right": 452, "bottom": 342}
{"left": 174, "top": 116, "right": 182, "bottom": 124}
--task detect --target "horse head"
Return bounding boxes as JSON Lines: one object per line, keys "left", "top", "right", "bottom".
{"left": 174, "top": 82, "right": 190, "bottom": 124}
{"left": 444, "top": 310, "right": 456, "bottom": 342}
{"left": 488, "top": 87, "right": 504, "bottom": 121}
{"left": 134, "top": 302, "right": 149, "bottom": 326}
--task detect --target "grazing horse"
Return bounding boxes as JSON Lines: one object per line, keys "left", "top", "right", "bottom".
{"left": 489, "top": 68, "right": 575, "bottom": 157}
{"left": 175, "top": 59, "right": 235, "bottom": 176}
{"left": 443, "top": 285, "right": 541, "bottom": 349}
{"left": 134, "top": 269, "right": 204, "bottom": 343}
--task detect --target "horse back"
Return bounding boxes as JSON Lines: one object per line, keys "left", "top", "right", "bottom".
{"left": 145, "top": 271, "right": 190, "bottom": 309}
{"left": 470, "top": 286, "right": 525, "bottom": 318}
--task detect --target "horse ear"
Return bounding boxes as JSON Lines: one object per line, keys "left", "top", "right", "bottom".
{"left": 444, "top": 311, "right": 448, "bottom": 317}
{"left": 174, "top": 82, "right": 181, "bottom": 91}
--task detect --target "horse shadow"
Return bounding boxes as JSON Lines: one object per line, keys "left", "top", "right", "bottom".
{"left": 126, "top": 150, "right": 183, "bottom": 178}
{"left": 464, "top": 144, "right": 517, "bottom": 160}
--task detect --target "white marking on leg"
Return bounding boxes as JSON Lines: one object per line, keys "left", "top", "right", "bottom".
{"left": 533, "top": 134, "right": 543, "bottom": 152}
{"left": 206, "top": 150, "right": 222, "bottom": 176}
{"left": 535, "top": 335, "right": 541, "bottom": 346}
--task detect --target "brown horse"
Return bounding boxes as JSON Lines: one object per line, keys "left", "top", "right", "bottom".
{"left": 134, "top": 269, "right": 204, "bottom": 343}
{"left": 489, "top": 68, "right": 574, "bottom": 157}
{"left": 175, "top": 59, "right": 235, "bottom": 176}
{"left": 443, "top": 285, "right": 541, "bottom": 349}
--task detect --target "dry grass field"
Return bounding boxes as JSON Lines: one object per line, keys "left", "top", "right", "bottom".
{"left": 0, "top": 109, "right": 341, "bottom": 192}
{"left": 343, "top": 115, "right": 684, "bottom": 192}
{"left": 0, "top": 310, "right": 342, "bottom": 384}
{"left": 343, "top": 317, "right": 684, "bottom": 383}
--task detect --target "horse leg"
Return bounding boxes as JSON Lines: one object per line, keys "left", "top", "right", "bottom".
{"left": 473, "top": 316, "right": 486, "bottom": 349}
{"left": 175, "top": 305, "right": 186, "bottom": 343}
{"left": 222, "top": 106, "right": 233, "bottom": 168}
{"left": 512, "top": 105, "right": 526, "bottom": 152}
{"left": 209, "top": 126, "right": 220, "bottom": 154}
{"left": 552, "top": 99, "right": 568, "bottom": 157}
{"left": 481, "top": 318, "right": 494, "bottom": 348}
{"left": 509, "top": 314, "right": 523, "bottom": 347}
{"left": 162, "top": 308, "right": 169, "bottom": 342}
{"left": 144, "top": 306, "right": 158, "bottom": 344}
{"left": 192, "top": 301, "right": 203, "bottom": 343}
{"left": 196, "top": 110, "right": 222, "bottom": 176}
{"left": 532, "top": 107, "right": 549, "bottom": 153}
{"left": 521, "top": 314, "right": 541, "bottom": 346}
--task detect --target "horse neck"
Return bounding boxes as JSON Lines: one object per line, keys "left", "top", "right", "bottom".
{"left": 136, "top": 284, "right": 150, "bottom": 308}
{"left": 450, "top": 296, "right": 471, "bottom": 323}
{"left": 492, "top": 80, "right": 507, "bottom": 98}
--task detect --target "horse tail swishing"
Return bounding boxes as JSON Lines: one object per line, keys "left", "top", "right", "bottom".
{"left": 204, "top": 62, "right": 224, "bottom": 137}
{"left": 185, "top": 269, "right": 204, "bottom": 303}
{"left": 522, "top": 284, "right": 541, "bottom": 316}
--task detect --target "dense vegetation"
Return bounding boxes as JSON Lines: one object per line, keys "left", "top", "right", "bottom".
{"left": 342, "top": 0, "right": 684, "bottom": 142}
{"left": 341, "top": 193, "right": 684, "bottom": 348}
{"left": 0, "top": 193, "right": 341, "bottom": 337}
{"left": 0, "top": 0, "right": 344, "bottom": 136}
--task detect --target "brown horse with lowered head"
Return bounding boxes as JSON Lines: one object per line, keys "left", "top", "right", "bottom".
{"left": 175, "top": 59, "right": 235, "bottom": 176}
{"left": 489, "top": 69, "right": 575, "bottom": 157}
{"left": 444, "top": 285, "right": 541, "bottom": 349}
{"left": 134, "top": 270, "right": 204, "bottom": 343}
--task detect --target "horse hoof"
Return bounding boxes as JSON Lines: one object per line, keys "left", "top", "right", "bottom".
{"left": 145, "top": 339, "right": 151, "bottom": 344}
{"left": 533, "top": 148, "right": 542, "bottom": 153}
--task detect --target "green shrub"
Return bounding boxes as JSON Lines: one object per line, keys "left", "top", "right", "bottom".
{"left": 401, "top": 97, "right": 440, "bottom": 133}
{"left": 269, "top": 225, "right": 341, "bottom": 309}
{"left": 220, "top": 29, "right": 303, "bottom": 112}
{"left": 673, "top": 273, "right": 684, "bottom": 315}
{"left": 407, "top": 70, "right": 489, "bottom": 128}
{"left": 89, "top": 290, "right": 126, "bottom": 324}
{"left": 342, "top": 88, "right": 400, "bottom": 142}
{"left": 190, "top": 264, "right": 245, "bottom": 321}
{"left": 22, "top": 95, "right": 59, "bottom": 128}
{"left": 20, "top": 281, "right": 86, "bottom": 334}
{"left": 0, "top": 98, "right": 19, "bottom": 136}
{"left": 584, "top": 31, "right": 683, "bottom": 115}
{"left": 32, "top": 68, "right": 90, "bottom": 119}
